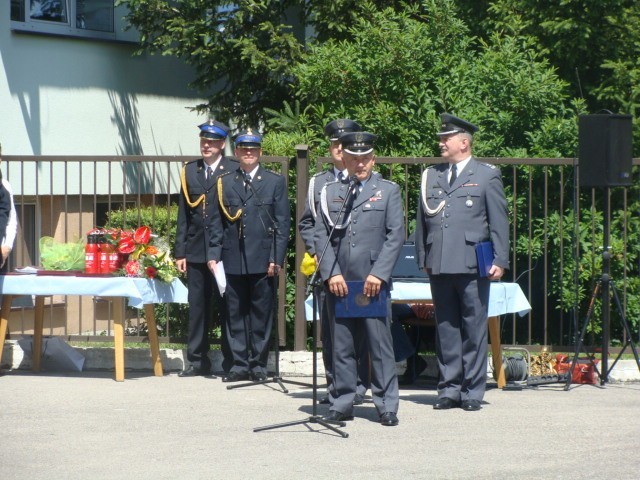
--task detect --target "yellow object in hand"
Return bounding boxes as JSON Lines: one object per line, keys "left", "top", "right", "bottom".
{"left": 300, "top": 252, "right": 317, "bottom": 276}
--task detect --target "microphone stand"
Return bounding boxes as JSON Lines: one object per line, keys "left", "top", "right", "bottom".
{"left": 254, "top": 178, "right": 357, "bottom": 437}
{"left": 228, "top": 174, "right": 312, "bottom": 393}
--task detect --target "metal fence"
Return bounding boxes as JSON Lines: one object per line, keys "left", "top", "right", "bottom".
{"left": 4, "top": 153, "right": 639, "bottom": 351}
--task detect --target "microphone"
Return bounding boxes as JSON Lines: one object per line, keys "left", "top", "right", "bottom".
{"left": 348, "top": 175, "right": 359, "bottom": 196}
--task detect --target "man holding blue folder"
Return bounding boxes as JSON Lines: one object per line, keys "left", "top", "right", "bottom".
{"left": 315, "top": 131, "right": 404, "bottom": 426}
{"left": 415, "top": 113, "right": 509, "bottom": 411}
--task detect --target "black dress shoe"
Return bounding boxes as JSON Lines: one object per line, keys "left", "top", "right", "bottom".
{"left": 379, "top": 412, "right": 399, "bottom": 426}
{"left": 322, "top": 411, "right": 354, "bottom": 423}
{"left": 318, "top": 395, "right": 330, "bottom": 405}
{"left": 178, "top": 365, "right": 210, "bottom": 377}
{"left": 252, "top": 371, "right": 268, "bottom": 382}
{"left": 352, "top": 394, "right": 364, "bottom": 406}
{"left": 222, "top": 371, "right": 250, "bottom": 383}
{"left": 433, "top": 397, "right": 460, "bottom": 410}
{"left": 461, "top": 399, "right": 482, "bottom": 411}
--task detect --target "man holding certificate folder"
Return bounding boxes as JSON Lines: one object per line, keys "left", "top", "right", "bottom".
{"left": 415, "top": 113, "right": 510, "bottom": 411}
{"left": 315, "top": 131, "right": 404, "bottom": 427}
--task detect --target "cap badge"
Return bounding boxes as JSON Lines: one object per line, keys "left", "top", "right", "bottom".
{"left": 337, "top": 119, "right": 345, "bottom": 128}
{"left": 355, "top": 132, "right": 364, "bottom": 142}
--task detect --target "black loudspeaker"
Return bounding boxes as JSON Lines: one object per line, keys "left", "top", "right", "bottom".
{"left": 578, "top": 113, "right": 633, "bottom": 188}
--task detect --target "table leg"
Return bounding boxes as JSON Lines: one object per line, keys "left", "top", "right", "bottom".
{"left": 144, "top": 304, "right": 164, "bottom": 377}
{"left": 0, "top": 295, "right": 14, "bottom": 367}
{"left": 488, "top": 315, "right": 506, "bottom": 388}
{"left": 33, "top": 296, "right": 45, "bottom": 372}
{"left": 111, "top": 297, "right": 125, "bottom": 382}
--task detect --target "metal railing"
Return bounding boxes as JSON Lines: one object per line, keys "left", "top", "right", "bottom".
{"left": 3, "top": 153, "right": 639, "bottom": 352}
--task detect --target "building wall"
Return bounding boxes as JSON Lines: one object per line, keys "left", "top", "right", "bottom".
{"left": 0, "top": 6, "right": 207, "bottom": 157}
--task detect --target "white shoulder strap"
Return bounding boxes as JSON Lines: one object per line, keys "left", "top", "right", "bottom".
{"left": 307, "top": 175, "right": 317, "bottom": 219}
{"left": 421, "top": 168, "right": 445, "bottom": 217}
{"left": 320, "top": 183, "right": 351, "bottom": 230}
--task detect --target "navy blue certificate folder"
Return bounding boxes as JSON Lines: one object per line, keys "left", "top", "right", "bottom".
{"left": 475, "top": 241, "right": 494, "bottom": 277}
{"left": 334, "top": 281, "right": 388, "bottom": 318}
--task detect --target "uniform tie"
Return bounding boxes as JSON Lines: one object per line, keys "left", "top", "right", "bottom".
{"left": 337, "top": 171, "right": 345, "bottom": 183}
{"left": 244, "top": 171, "right": 252, "bottom": 191}
{"left": 206, "top": 166, "right": 214, "bottom": 180}
{"left": 352, "top": 181, "right": 362, "bottom": 199}
{"left": 449, "top": 164, "right": 457, "bottom": 186}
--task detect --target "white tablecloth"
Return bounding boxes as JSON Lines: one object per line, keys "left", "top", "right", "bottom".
{"left": 0, "top": 275, "right": 188, "bottom": 308}
{"left": 306, "top": 281, "right": 531, "bottom": 320}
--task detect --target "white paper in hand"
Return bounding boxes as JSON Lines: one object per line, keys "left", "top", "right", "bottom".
{"left": 213, "top": 261, "right": 226, "bottom": 296}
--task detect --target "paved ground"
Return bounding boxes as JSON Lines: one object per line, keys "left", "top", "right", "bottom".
{"left": 1, "top": 369, "right": 638, "bottom": 480}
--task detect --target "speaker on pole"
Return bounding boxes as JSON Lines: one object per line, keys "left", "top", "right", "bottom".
{"left": 578, "top": 113, "right": 633, "bottom": 188}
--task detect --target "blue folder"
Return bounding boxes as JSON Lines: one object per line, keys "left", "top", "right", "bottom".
{"left": 475, "top": 241, "right": 494, "bottom": 277}
{"left": 333, "top": 281, "right": 388, "bottom": 318}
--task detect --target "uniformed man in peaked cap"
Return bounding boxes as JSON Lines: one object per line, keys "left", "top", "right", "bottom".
{"left": 298, "top": 119, "right": 371, "bottom": 406}
{"left": 175, "top": 119, "right": 237, "bottom": 377}
{"left": 315, "top": 131, "right": 404, "bottom": 426}
{"left": 207, "top": 129, "right": 290, "bottom": 382}
{"left": 415, "top": 113, "right": 510, "bottom": 410}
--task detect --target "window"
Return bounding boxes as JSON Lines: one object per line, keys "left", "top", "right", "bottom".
{"left": 10, "top": 0, "right": 136, "bottom": 42}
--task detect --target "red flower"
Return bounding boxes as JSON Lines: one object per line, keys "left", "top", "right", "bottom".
{"left": 145, "top": 266, "right": 157, "bottom": 278}
{"left": 118, "top": 237, "right": 136, "bottom": 254}
{"left": 134, "top": 226, "right": 152, "bottom": 245}
{"left": 125, "top": 260, "right": 140, "bottom": 276}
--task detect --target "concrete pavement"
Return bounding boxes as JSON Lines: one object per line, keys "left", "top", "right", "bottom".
{"left": 1, "top": 367, "right": 639, "bottom": 480}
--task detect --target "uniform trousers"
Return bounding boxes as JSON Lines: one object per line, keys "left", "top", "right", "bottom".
{"left": 224, "top": 272, "right": 274, "bottom": 376}
{"left": 326, "top": 294, "right": 398, "bottom": 416}
{"left": 319, "top": 289, "right": 370, "bottom": 397}
{"left": 185, "top": 262, "right": 226, "bottom": 372}
{"left": 430, "top": 274, "right": 490, "bottom": 402}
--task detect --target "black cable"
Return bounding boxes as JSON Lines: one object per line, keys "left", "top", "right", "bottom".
{"left": 502, "top": 354, "right": 528, "bottom": 382}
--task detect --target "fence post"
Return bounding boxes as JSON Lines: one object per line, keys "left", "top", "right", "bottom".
{"left": 294, "top": 145, "right": 310, "bottom": 351}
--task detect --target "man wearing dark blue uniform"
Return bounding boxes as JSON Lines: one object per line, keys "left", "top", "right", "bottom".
{"left": 175, "top": 120, "right": 236, "bottom": 377}
{"left": 415, "top": 113, "right": 510, "bottom": 411}
{"left": 208, "top": 130, "right": 290, "bottom": 382}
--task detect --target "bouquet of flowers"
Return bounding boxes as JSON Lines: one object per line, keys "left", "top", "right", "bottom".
{"left": 106, "top": 226, "right": 179, "bottom": 283}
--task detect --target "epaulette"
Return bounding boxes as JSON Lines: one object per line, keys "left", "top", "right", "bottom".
{"left": 262, "top": 168, "right": 284, "bottom": 178}
{"left": 480, "top": 162, "right": 497, "bottom": 169}
{"left": 184, "top": 159, "right": 199, "bottom": 166}
{"left": 377, "top": 178, "right": 396, "bottom": 186}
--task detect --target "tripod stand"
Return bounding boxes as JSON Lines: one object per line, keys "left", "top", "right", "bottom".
{"left": 565, "top": 188, "right": 640, "bottom": 390}
{"left": 253, "top": 178, "right": 357, "bottom": 437}
{"left": 253, "top": 280, "right": 348, "bottom": 437}
{"left": 227, "top": 274, "right": 312, "bottom": 392}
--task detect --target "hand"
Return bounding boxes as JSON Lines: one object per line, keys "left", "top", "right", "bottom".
{"left": 175, "top": 258, "right": 187, "bottom": 273}
{"left": 327, "top": 274, "right": 348, "bottom": 297}
{"left": 207, "top": 260, "right": 217, "bottom": 274}
{"left": 267, "top": 262, "right": 281, "bottom": 277}
{"left": 410, "top": 303, "right": 433, "bottom": 320}
{"left": 0, "top": 246, "right": 10, "bottom": 268}
{"left": 488, "top": 265, "right": 504, "bottom": 281}
{"left": 364, "top": 275, "right": 382, "bottom": 297}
